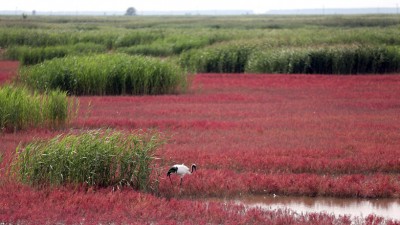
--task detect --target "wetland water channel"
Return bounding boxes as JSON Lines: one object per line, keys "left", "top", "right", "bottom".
{"left": 225, "top": 195, "right": 400, "bottom": 221}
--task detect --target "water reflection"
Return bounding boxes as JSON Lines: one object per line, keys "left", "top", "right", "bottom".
{"left": 235, "top": 195, "right": 400, "bottom": 221}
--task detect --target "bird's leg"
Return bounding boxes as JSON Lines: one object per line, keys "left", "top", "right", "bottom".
{"left": 169, "top": 175, "right": 173, "bottom": 184}
{"left": 179, "top": 178, "right": 183, "bottom": 194}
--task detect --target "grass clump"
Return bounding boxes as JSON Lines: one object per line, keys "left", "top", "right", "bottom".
{"left": 12, "top": 129, "right": 164, "bottom": 191}
{"left": 116, "top": 32, "right": 224, "bottom": 57}
{"left": 179, "top": 43, "right": 254, "bottom": 73}
{"left": 246, "top": 45, "right": 400, "bottom": 74}
{"left": 5, "top": 43, "right": 107, "bottom": 65}
{"left": 0, "top": 29, "right": 71, "bottom": 47}
{"left": 20, "top": 53, "right": 187, "bottom": 95}
{"left": 0, "top": 85, "right": 77, "bottom": 131}
{"left": 117, "top": 44, "right": 173, "bottom": 57}
{"left": 114, "top": 30, "right": 162, "bottom": 47}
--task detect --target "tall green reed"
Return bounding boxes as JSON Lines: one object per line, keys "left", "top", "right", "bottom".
{"left": 5, "top": 43, "right": 107, "bottom": 65}
{"left": 246, "top": 45, "right": 400, "bottom": 74}
{"left": 0, "top": 85, "right": 77, "bottom": 132}
{"left": 20, "top": 53, "right": 187, "bottom": 95}
{"left": 179, "top": 43, "right": 254, "bottom": 73}
{"left": 12, "top": 129, "right": 164, "bottom": 191}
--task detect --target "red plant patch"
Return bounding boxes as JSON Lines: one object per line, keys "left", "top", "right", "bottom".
{"left": 1, "top": 73, "right": 400, "bottom": 223}
{"left": 0, "top": 61, "right": 19, "bottom": 85}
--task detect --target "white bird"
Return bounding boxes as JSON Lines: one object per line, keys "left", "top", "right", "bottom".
{"left": 167, "top": 164, "right": 197, "bottom": 186}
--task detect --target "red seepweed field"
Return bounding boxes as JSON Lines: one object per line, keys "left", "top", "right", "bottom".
{"left": 1, "top": 61, "right": 400, "bottom": 224}
{"left": 0, "top": 61, "right": 18, "bottom": 84}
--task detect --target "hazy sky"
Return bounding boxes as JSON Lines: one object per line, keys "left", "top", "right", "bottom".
{"left": 4, "top": 0, "right": 400, "bottom": 13}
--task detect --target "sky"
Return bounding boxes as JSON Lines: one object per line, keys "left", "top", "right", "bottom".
{"left": 3, "top": 0, "right": 400, "bottom": 14}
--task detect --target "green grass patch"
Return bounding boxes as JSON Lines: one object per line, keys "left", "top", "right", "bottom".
{"left": 20, "top": 53, "right": 187, "bottom": 95}
{"left": 5, "top": 43, "right": 107, "bottom": 65}
{"left": 116, "top": 31, "right": 229, "bottom": 57}
{"left": 114, "top": 30, "right": 163, "bottom": 47}
{"left": 117, "top": 44, "right": 173, "bottom": 57}
{"left": 246, "top": 45, "right": 400, "bottom": 74}
{"left": 12, "top": 129, "right": 164, "bottom": 191}
{"left": 0, "top": 85, "right": 77, "bottom": 132}
{"left": 0, "top": 28, "right": 117, "bottom": 48}
{"left": 3, "top": 15, "right": 400, "bottom": 74}
{"left": 179, "top": 43, "right": 254, "bottom": 73}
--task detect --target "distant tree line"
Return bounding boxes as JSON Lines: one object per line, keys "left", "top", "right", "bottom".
{"left": 125, "top": 7, "right": 136, "bottom": 16}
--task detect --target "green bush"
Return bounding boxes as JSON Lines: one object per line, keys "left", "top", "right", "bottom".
{"left": 20, "top": 54, "right": 187, "bottom": 95}
{"left": 246, "top": 46, "right": 400, "bottom": 74}
{"left": 166, "top": 34, "right": 215, "bottom": 54}
{"left": 0, "top": 28, "right": 118, "bottom": 48}
{"left": 114, "top": 31, "right": 162, "bottom": 47}
{"left": 117, "top": 44, "right": 173, "bottom": 57}
{"left": 179, "top": 43, "right": 254, "bottom": 73}
{"left": 0, "top": 85, "right": 76, "bottom": 131}
{"left": 0, "top": 29, "right": 71, "bottom": 47}
{"left": 116, "top": 32, "right": 225, "bottom": 57}
{"left": 5, "top": 43, "right": 107, "bottom": 65}
{"left": 12, "top": 129, "right": 164, "bottom": 191}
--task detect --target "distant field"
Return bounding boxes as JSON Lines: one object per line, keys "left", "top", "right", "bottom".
{"left": 1, "top": 14, "right": 400, "bottom": 75}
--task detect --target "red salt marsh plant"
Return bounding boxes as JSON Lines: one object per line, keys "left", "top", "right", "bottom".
{"left": 70, "top": 74, "right": 400, "bottom": 199}
{"left": 160, "top": 169, "right": 400, "bottom": 198}
{"left": 0, "top": 60, "right": 18, "bottom": 84}
{"left": 1, "top": 182, "right": 399, "bottom": 225}
{"left": 1, "top": 73, "right": 400, "bottom": 223}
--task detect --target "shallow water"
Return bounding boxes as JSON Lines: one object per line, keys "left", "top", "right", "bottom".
{"left": 233, "top": 195, "right": 400, "bottom": 221}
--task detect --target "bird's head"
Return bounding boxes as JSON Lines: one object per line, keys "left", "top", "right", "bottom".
{"left": 167, "top": 166, "right": 178, "bottom": 177}
{"left": 191, "top": 164, "right": 197, "bottom": 173}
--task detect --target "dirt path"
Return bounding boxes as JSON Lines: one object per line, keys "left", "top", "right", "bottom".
{"left": 0, "top": 61, "right": 19, "bottom": 85}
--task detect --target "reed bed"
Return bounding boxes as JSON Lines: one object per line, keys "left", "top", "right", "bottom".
{"left": 179, "top": 43, "right": 254, "bottom": 73}
{"left": 20, "top": 54, "right": 187, "bottom": 95}
{"left": 180, "top": 44, "right": 400, "bottom": 74}
{"left": 5, "top": 43, "right": 107, "bottom": 65}
{"left": 0, "top": 28, "right": 71, "bottom": 47}
{"left": 114, "top": 30, "right": 163, "bottom": 47}
{"left": 117, "top": 33, "right": 223, "bottom": 57}
{"left": 246, "top": 45, "right": 400, "bottom": 74}
{"left": 2, "top": 15, "right": 400, "bottom": 75}
{"left": 0, "top": 85, "right": 76, "bottom": 131}
{"left": 12, "top": 129, "right": 164, "bottom": 191}
{"left": 0, "top": 28, "right": 118, "bottom": 48}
